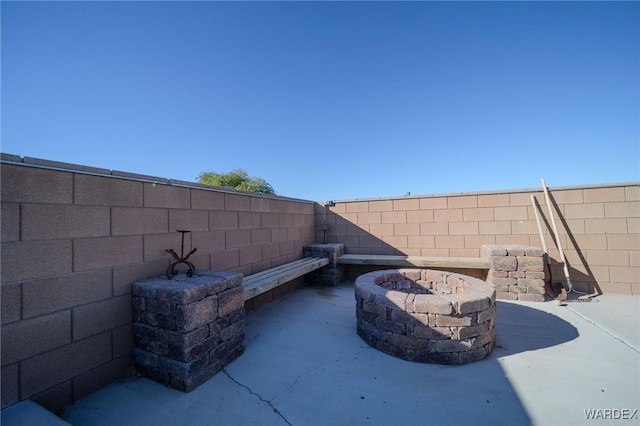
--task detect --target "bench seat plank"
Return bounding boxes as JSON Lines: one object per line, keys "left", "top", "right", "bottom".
{"left": 243, "top": 257, "right": 329, "bottom": 301}
{"left": 337, "top": 254, "right": 490, "bottom": 269}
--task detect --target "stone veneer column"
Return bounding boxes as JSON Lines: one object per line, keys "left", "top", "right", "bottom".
{"left": 303, "top": 243, "right": 345, "bottom": 286}
{"left": 131, "top": 270, "right": 245, "bottom": 392}
{"left": 481, "top": 244, "right": 546, "bottom": 302}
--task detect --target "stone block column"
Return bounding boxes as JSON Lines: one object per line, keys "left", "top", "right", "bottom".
{"left": 481, "top": 245, "right": 546, "bottom": 302}
{"left": 303, "top": 243, "right": 345, "bottom": 286}
{"left": 131, "top": 270, "right": 245, "bottom": 392}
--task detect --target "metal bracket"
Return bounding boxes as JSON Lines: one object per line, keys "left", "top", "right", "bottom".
{"left": 166, "top": 230, "right": 198, "bottom": 279}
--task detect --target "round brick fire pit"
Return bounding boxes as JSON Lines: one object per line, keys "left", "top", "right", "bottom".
{"left": 355, "top": 269, "right": 496, "bottom": 365}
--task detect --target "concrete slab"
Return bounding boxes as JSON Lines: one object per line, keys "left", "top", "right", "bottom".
{"left": 1, "top": 400, "right": 71, "bottom": 426}
{"left": 53, "top": 284, "right": 640, "bottom": 426}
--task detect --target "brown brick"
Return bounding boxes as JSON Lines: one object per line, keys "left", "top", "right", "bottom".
{"left": 549, "top": 189, "right": 583, "bottom": 204}
{"left": 112, "top": 260, "right": 166, "bottom": 297}
{"left": 24, "top": 205, "right": 110, "bottom": 240}
{"left": 518, "top": 293, "right": 545, "bottom": 302}
{"left": 210, "top": 211, "right": 239, "bottom": 231}
{"left": 112, "top": 207, "right": 168, "bottom": 236}
{"left": 420, "top": 222, "right": 449, "bottom": 235}
{"left": 144, "top": 183, "right": 190, "bottom": 209}
{"left": 250, "top": 197, "right": 271, "bottom": 213}
{"left": 145, "top": 233, "right": 183, "bottom": 262}
{"left": 218, "top": 286, "right": 244, "bottom": 317}
{"left": 496, "top": 291, "right": 518, "bottom": 300}
{"left": 20, "top": 331, "right": 111, "bottom": 399}
{"left": 239, "top": 212, "right": 261, "bottom": 229}
{"left": 1, "top": 165, "right": 73, "bottom": 204}
{"left": 369, "top": 200, "right": 393, "bottom": 212}
{"left": 1, "top": 240, "right": 72, "bottom": 283}
{"left": 73, "top": 295, "right": 132, "bottom": 340}
{"left": 1, "top": 310, "right": 71, "bottom": 366}
{"left": 74, "top": 174, "right": 142, "bottom": 207}
{"left": 434, "top": 209, "right": 463, "bottom": 222}
{"left": 493, "top": 206, "right": 528, "bottom": 221}
{"left": 271, "top": 199, "right": 287, "bottom": 213}
{"left": 192, "top": 231, "right": 226, "bottom": 253}
{"left": 22, "top": 270, "right": 112, "bottom": 319}
{"left": 479, "top": 221, "right": 511, "bottom": 235}
{"left": 435, "top": 235, "right": 464, "bottom": 249}
{"left": 74, "top": 236, "right": 143, "bottom": 271}
{"left": 358, "top": 212, "right": 382, "bottom": 225}
{"left": 393, "top": 199, "right": 420, "bottom": 211}
{"left": 382, "top": 235, "right": 408, "bottom": 249}
{"left": 394, "top": 223, "right": 421, "bottom": 235}
{"left": 584, "top": 187, "right": 626, "bottom": 203}
{"left": 261, "top": 212, "right": 279, "bottom": 228}
{"left": 463, "top": 208, "right": 494, "bottom": 221}
{"left": 382, "top": 211, "right": 407, "bottom": 224}
{"left": 435, "top": 314, "right": 472, "bottom": 327}
{"left": 191, "top": 189, "right": 225, "bottom": 210}
{"left": 610, "top": 267, "right": 639, "bottom": 283}
{"left": 604, "top": 201, "right": 639, "bottom": 218}
{"left": 279, "top": 213, "right": 294, "bottom": 227}
{"left": 491, "top": 256, "right": 517, "bottom": 271}
{"left": 587, "top": 250, "right": 630, "bottom": 267}
{"left": 1, "top": 203, "right": 19, "bottom": 242}
{"left": 625, "top": 186, "right": 640, "bottom": 201}
{"left": 72, "top": 355, "right": 131, "bottom": 402}
{"left": 516, "top": 256, "right": 543, "bottom": 272}
{"left": 565, "top": 203, "right": 605, "bottom": 219}
{"left": 448, "top": 195, "right": 477, "bottom": 209}
{"left": 420, "top": 197, "right": 448, "bottom": 209}
{"left": 585, "top": 218, "right": 627, "bottom": 234}
{"left": 449, "top": 222, "right": 479, "bottom": 236}
{"left": 510, "top": 192, "right": 536, "bottom": 206}
{"left": 112, "top": 324, "right": 133, "bottom": 358}
{"left": 607, "top": 234, "right": 639, "bottom": 250}
{"left": 408, "top": 235, "right": 435, "bottom": 249}
{"left": 169, "top": 209, "right": 209, "bottom": 232}
{"left": 239, "top": 245, "right": 262, "bottom": 265}
{"left": 1, "top": 364, "right": 19, "bottom": 408}
{"left": 1, "top": 283, "right": 20, "bottom": 324}
{"left": 225, "top": 193, "right": 251, "bottom": 212}
{"left": 478, "top": 194, "right": 510, "bottom": 208}
{"left": 211, "top": 250, "right": 240, "bottom": 270}
{"left": 226, "top": 229, "right": 251, "bottom": 249}
{"left": 346, "top": 202, "right": 369, "bottom": 213}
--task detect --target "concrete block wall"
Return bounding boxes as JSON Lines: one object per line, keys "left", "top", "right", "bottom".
{"left": 0, "top": 155, "right": 315, "bottom": 411}
{"left": 316, "top": 183, "right": 639, "bottom": 296}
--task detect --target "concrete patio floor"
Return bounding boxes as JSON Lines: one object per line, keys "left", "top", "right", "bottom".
{"left": 8, "top": 283, "right": 640, "bottom": 426}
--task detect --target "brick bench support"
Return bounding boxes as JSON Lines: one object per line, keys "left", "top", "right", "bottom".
{"left": 132, "top": 270, "right": 245, "bottom": 392}
{"left": 482, "top": 244, "right": 546, "bottom": 302}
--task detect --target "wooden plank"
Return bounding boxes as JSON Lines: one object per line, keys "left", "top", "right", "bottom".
{"left": 243, "top": 257, "right": 329, "bottom": 301}
{"left": 336, "top": 254, "right": 490, "bottom": 269}
{"left": 242, "top": 258, "right": 324, "bottom": 286}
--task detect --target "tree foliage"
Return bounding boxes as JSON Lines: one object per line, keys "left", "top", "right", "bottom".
{"left": 197, "top": 168, "right": 275, "bottom": 195}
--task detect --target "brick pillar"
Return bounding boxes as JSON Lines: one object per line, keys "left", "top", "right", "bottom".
{"left": 303, "top": 243, "right": 345, "bottom": 286}
{"left": 482, "top": 244, "right": 546, "bottom": 302}
{"left": 131, "top": 270, "right": 245, "bottom": 392}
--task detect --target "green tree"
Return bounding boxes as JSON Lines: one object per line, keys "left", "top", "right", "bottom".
{"left": 197, "top": 168, "right": 275, "bottom": 195}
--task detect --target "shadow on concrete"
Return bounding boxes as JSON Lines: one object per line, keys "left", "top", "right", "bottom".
{"left": 60, "top": 285, "right": 585, "bottom": 426}
{"left": 492, "top": 300, "right": 579, "bottom": 357}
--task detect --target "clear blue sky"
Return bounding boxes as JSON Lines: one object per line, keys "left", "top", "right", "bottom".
{"left": 2, "top": 1, "right": 638, "bottom": 201}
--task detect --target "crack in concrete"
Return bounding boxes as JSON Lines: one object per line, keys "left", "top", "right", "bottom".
{"left": 273, "top": 345, "right": 373, "bottom": 400}
{"left": 222, "top": 369, "right": 292, "bottom": 426}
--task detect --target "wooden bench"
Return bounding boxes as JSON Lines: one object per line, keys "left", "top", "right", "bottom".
{"left": 243, "top": 257, "right": 330, "bottom": 301}
{"left": 337, "top": 254, "right": 490, "bottom": 269}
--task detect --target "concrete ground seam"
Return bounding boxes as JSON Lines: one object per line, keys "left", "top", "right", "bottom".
{"left": 222, "top": 369, "right": 293, "bottom": 426}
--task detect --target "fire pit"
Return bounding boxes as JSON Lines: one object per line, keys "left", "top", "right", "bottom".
{"left": 355, "top": 269, "right": 496, "bottom": 365}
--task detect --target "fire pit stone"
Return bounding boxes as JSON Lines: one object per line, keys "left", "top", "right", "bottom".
{"left": 355, "top": 269, "right": 496, "bottom": 365}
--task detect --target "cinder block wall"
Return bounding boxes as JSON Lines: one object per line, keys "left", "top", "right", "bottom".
{"left": 0, "top": 155, "right": 315, "bottom": 411}
{"left": 316, "top": 183, "right": 639, "bottom": 296}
